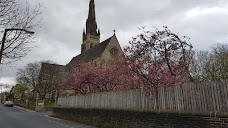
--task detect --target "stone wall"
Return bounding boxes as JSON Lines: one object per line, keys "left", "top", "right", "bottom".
{"left": 52, "top": 108, "right": 228, "bottom": 128}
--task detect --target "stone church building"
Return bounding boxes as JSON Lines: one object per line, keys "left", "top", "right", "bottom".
{"left": 38, "top": 0, "right": 122, "bottom": 96}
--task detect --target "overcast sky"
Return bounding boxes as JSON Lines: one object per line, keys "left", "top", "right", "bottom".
{"left": 0, "top": 0, "right": 228, "bottom": 87}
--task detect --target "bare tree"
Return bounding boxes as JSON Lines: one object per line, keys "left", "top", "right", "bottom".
{"left": 16, "top": 61, "right": 41, "bottom": 90}
{"left": 16, "top": 60, "right": 53, "bottom": 101}
{"left": 208, "top": 43, "right": 228, "bottom": 80}
{"left": 0, "top": 0, "right": 41, "bottom": 65}
{"left": 214, "top": 44, "right": 228, "bottom": 77}
{"left": 191, "top": 43, "right": 228, "bottom": 81}
{"left": 189, "top": 50, "right": 209, "bottom": 81}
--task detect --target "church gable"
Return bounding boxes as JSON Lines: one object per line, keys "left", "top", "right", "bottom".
{"left": 101, "top": 34, "right": 122, "bottom": 61}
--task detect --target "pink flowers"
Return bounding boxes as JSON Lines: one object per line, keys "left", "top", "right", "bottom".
{"left": 65, "top": 27, "right": 193, "bottom": 95}
{"left": 123, "top": 26, "right": 192, "bottom": 94}
{"left": 65, "top": 58, "right": 136, "bottom": 94}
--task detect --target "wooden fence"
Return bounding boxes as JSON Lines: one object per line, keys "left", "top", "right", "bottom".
{"left": 58, "top": 81, "right": 228, "bottom": 112}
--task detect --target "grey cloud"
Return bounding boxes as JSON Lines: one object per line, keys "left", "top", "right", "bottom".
{"left": 1, "top": 0, "right": 228, "bottom": 85}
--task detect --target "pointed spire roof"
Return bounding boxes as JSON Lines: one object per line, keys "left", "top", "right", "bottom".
{"left": 86, "top": 0, "right": 98, "bottom": 36}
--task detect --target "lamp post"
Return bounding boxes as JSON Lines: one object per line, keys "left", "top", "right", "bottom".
{"left": 0, "top": 28, "right": 35, "bottom": 64}
{"left": 0, "top": 84, "right": 2, "bottom": 103}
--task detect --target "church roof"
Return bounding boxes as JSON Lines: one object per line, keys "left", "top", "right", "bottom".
{"left": 66, "top": 35, "right": 113, "bottom": 68}
{"left": 42, "top": 63, "right": 64, "bottom": 70}
{"left": 38, "top": 63, "right": 65, "bottom": 83}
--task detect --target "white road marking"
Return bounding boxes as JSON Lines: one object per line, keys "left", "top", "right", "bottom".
{"left": 46, "top": 118, "right": 75, "bottom": 128}
{"left": 44, "top": 115, "right": 61, "bottom": 120}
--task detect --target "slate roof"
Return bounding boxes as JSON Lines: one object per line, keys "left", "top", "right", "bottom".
{"left": 42, "top": 63, "right": 65, "bottom": 72}
{"left": 66, "top": 35, "right": 113, "bottom": 68}
{"left": 39, "top": 63, "right": 65, "bottom": 83}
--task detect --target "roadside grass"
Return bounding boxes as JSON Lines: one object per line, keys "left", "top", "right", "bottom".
{"left": 45, "top": 101, "right": 55, "bottom": 107}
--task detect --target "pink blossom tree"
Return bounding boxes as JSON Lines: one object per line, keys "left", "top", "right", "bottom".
{"left": 65, "top": 26, "right": 193, "bottom": 104}
{"left": 124, "top": 26, "right": 193, "bottom": 108}
{"left": 65, "top": 58, "right": 136, "bottom": 94}
{"left": 105, "top": 58, "right": 138, "bottom": 91}
{"left": 66, "top": 62, "right": 102, "bottom": 94}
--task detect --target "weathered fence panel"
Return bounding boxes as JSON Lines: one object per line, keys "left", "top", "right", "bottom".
{"left": 58, "top": 81, "right": 228, "bottom": 112}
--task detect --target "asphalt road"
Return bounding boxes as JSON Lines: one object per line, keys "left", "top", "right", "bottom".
{"left": 0, "top": 104, "right": 96, "bottom": 128}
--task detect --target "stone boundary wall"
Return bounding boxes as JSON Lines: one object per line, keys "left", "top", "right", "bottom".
{"left": 52, "top": 107, "right": 228, "bottom": 128}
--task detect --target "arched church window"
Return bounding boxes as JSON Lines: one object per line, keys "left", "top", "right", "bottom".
{"left": 110, "top": 47, "right": 118, "bottom": 57}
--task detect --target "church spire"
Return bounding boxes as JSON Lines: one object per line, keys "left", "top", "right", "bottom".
{"left": 86, "top": 0, "right": 98, "bottom": 36}
{"left": 82, "top": 0, "right": 100, "bottom": 53}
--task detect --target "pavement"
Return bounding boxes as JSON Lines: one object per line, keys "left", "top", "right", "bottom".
{"left": 13, "top": 105, "right": 36, "bottom": 112}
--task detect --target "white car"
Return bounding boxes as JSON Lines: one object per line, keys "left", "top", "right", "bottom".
{"left": 4, "top": 101, "right": 13, "bottom": 107}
